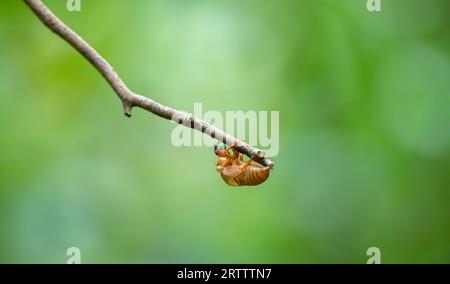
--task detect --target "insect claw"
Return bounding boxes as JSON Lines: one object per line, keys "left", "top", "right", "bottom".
{"left": 225, "top": 141, "right": 238, "bottom": 151}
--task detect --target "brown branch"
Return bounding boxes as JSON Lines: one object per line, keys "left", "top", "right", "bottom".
{"left": 23, "top": 0, "right": 274, "bottom": 168}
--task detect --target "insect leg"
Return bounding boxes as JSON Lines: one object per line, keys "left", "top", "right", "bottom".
{"left": 239, "top": 159, "right": 252, "bottom": 171}
{"left": 225, "top": 142, "right": 240, "bottom": 160}
{"left": 225, "top": 142, "right": 238, "bottom": 152}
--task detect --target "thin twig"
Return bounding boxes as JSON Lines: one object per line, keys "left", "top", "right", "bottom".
{"left": 23, "top": 0, "right": 274, "bottom": 168}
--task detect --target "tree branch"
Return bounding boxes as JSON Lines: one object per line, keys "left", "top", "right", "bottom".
{"left": 23, "top": 0, "right": 274, "bottom": 168}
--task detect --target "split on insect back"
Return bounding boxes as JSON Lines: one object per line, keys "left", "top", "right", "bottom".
{"left": 214, "top": 142, "right": 273, "bottom": 186}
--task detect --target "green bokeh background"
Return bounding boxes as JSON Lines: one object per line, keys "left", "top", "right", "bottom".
{"left": 0, "top": 0, "right": 449, "bottom": 263}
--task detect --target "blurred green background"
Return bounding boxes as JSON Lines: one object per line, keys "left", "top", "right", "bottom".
{"left": 0, "top": 0, "right": 449, "bottom": 263}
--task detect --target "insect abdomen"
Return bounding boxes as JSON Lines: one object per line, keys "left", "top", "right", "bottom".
{"left": 236, "top": 165, "right": 270, "bottom": 186}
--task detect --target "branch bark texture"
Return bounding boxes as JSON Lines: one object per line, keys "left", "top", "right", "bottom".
{"left": 24, "top": 0, "right": 274, "bottom": 168}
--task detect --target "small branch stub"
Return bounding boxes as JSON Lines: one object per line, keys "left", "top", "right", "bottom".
{"left": 122, "top": 99, "right": 133, "bottom": 117}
